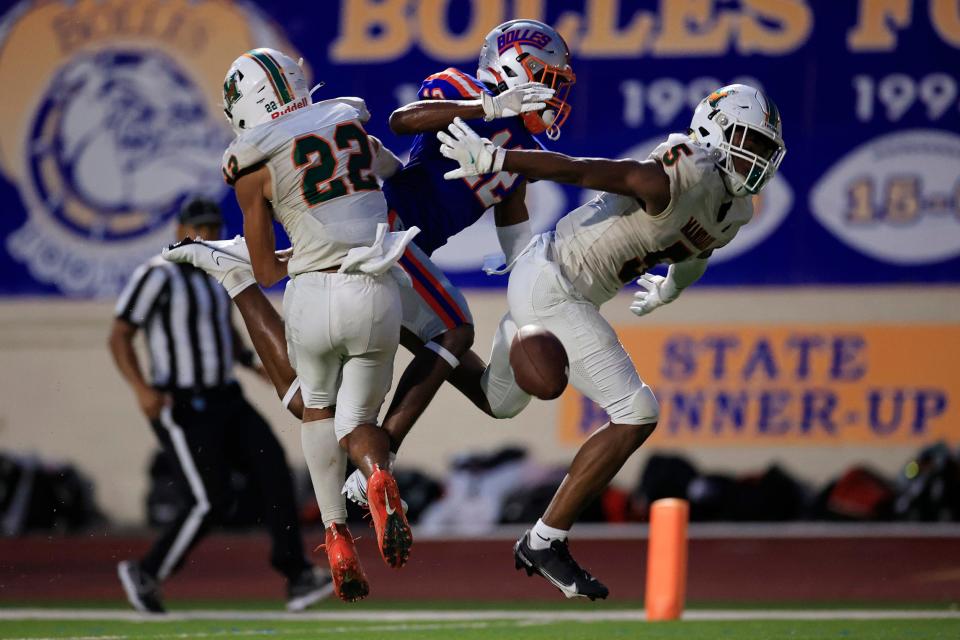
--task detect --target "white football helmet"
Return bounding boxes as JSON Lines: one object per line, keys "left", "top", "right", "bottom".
{"left": 222, "top": 48, "right": 311, "bottom": 136}
{"left": 689, "top": 84, "right": 786, "bottom": 197}
{"left": 477, "top": 19, "right": 575, "bottom": 140}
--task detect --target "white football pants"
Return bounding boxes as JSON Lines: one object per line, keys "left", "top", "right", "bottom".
{"left": 283, "top": 271, "right": 401, "bottom": 440}
{"left": 483, "top": 234, "right": 659, "bottom": 426}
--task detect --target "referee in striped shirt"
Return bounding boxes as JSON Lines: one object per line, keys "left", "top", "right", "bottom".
{"left": 109, "top": 198, "right": 332, "bottom": 613}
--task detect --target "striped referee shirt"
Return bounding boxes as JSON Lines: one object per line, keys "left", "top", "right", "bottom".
{"left": 114, "top": 256, "right": 236, "bottom": 390}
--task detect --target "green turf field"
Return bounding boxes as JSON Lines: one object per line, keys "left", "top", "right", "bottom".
{"left": 1, "top": 617, "right": 959, "bottom": 640}
{"left": 2, "top": 608, "right": 959, "bottom": 640}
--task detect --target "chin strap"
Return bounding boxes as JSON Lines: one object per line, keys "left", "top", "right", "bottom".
{"left": 296, "top": 56, "right": 325, "bottom": 100}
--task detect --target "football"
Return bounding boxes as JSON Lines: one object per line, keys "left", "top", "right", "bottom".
{"left": 509, "top": 324, "right": 569, "bottom": 400}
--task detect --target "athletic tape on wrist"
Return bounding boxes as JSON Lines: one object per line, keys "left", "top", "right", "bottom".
{"left": 480, "top": 93, "right": 495, "bottom": 121}
{"left": 282, "top": 378, "right": 301, "bottom": 410}
{"left": 491, "top": 147, "right": 506, "bottom": 173}
{"left": 425, "top": 341, "right": 460, "bottom": 369}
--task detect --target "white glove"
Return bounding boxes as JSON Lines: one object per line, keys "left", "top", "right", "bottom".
{"left": 629, "top": 273, "right": 680, "bottom": 317}
{"left": 437, "top": 117, "right": 505, "bottom": 180}
{"left": 480, "top": 82, "right": 554, "bottom": 121}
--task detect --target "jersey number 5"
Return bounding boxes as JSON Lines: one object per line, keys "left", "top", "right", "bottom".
{"left": 661, "top": 142, "right": 692, "bottom": 167}
{"left": 293, "top": 123, "right": 379, "bottom": 206}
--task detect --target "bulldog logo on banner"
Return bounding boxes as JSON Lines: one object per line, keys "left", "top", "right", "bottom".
{"left": 0, "top": 0, "right": 299, "bottom": 296}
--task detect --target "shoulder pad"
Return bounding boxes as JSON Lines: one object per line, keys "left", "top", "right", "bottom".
{"left": 649, "top": 133, "right": 719, "bottom": 199}
{"left": 313, "top": 96, "right": 370, "bottom": 122}
{"left": 419, "top": 68, "right": 485, "bottom": 100}
{"left": 221, "top": 135, "right": 269, "bottom": 186}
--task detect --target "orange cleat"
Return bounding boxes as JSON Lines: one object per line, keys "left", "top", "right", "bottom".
{"left": 367, "top": 466, "right": 413, "bottom": 568}
{"left": 322, "top": 523, "right": 370, "bottom": 602}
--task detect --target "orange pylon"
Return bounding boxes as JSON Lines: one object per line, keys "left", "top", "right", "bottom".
{"left": 645, "top": 498, "right": 689, "bottom": 621}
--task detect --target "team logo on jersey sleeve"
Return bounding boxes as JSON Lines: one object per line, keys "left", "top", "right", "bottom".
{"left": 0, "top": 0, "right": 300, "bottom": 297}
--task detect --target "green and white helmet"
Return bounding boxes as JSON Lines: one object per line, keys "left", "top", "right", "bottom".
{"left": 689, "top": 84, "right": 786, "bottom": 196}
{"left": 222, "top": 48, "right": 311, "bottom": 136}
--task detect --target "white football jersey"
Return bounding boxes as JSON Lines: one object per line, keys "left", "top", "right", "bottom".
{"left": 222, "top": 98, "right": 389, "bottom": 276}
{"left": 551, "top": 133, "right": 753, "bottom": 306}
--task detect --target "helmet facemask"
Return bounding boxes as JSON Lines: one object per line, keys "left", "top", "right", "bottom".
{"left": 504, "top": 47, "right": 575, "bottom": 141}
{"left": 717, "top": 119, "right": 785, "bottom": 196}
{"left": 478, "top": 19, "right": 575, "bottom": 141}
{"left": 689, "top": 83, "right": 787, "bottom": 198}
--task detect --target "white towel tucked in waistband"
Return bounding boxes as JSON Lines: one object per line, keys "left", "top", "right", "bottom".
{"left": 339, "top": 223, "right": 420, "bottom": 283}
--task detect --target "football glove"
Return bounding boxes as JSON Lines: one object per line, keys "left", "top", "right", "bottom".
{"left": 480, "top": 82, "right": 554, "bottom": 121}
{"left": 437, "top": 117, "right": 505, "bottom": 180}
{"left": 629, "top": 273, "right": 680, "bottom": 317}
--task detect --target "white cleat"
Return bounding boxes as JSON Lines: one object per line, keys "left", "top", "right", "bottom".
{"left": 162, "top": 236, "right": 256, "bottom": 297}
{"left": 341, "top": 467, "right": 408, "bottom": 514}
{"left": 342, "top": 468, "right": 370, "bottom": 508}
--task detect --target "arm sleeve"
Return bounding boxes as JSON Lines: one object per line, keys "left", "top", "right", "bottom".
{"left": 114, "top": 265, "right": 168, "bottom": 326}
{"left": 369, "top": 135, "right": 403, "bottom": 179}
{"left": 496, "top": 220, "right": 533, "bottom": 264}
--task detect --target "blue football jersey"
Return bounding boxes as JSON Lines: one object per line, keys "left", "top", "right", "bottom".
{"left": 382, "top": 68, "right": 544, "bottom": 255}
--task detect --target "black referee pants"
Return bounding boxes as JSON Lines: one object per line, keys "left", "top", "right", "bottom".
{"left": 140, "top": 384, "right": 310, "bottom": 582}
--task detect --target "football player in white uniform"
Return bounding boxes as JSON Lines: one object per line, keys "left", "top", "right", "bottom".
{"left": 168, "top": 25, "right": 570, "bottom": 511}
{"left": 437, "top": 84, "right": 786, "bottom": 599}
{"left": 174, "top": 48, "right": 419, "bottom": 602}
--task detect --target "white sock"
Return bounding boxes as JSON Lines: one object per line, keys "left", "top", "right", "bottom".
{"left": 301, "top": 418, "right": 348, "bottom": 526}
{"left": 529, "top": 518, "right": 568, "bottom": 550}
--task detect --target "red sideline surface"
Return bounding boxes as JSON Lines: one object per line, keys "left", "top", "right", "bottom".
{"left": 2, "top": 530, "right": 959, "bottom": 602}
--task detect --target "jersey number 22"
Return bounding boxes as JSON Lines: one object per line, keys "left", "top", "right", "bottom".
{"left": 293, "top": 123, "right": 378, "bottom": 206}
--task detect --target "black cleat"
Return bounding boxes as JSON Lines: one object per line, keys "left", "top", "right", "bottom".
{"left": 117, "top": 560, "right": 165, "bottom": 613}
{"left": 286, "top": 566, "right": 336, "bottom": 611}
{"left": 514, "top": 531, "right": 610, "bottom": 601}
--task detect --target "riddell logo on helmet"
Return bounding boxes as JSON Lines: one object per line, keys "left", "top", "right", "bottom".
{"left": 271, "top": 97, "right": 309, "bottom": 119}
{"left": 497, "top": 29, "right": 551, "bottom": 54}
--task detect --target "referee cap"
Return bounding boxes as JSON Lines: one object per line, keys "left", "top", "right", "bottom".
{"left": 178, "top": 197, "right": 224, "bottom": 226}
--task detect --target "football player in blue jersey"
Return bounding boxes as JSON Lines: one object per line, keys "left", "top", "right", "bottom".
{"left": 367, "top": 19, "right": 575, "bottom": 461}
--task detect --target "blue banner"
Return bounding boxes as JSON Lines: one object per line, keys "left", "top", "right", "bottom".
{"left": 0, "top": 0, "right": 958, "bottom": 296}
